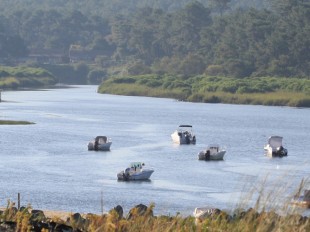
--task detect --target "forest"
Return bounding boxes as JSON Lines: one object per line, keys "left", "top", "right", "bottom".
{"left": 0, "top": 0, "right": 308, "bottom": 78}
{"left": 0, "top": 0, "right": 309, "bottom": 106}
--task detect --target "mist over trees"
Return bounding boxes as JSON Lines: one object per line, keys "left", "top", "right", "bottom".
{"left": 0, "top": 0, "right": 309, "bottom": 78}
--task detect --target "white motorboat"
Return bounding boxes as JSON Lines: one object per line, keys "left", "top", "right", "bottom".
{"left": 88, "top": 136, "right": 112, "bottom": 151}
{"left": 291, "top": 190, "right": 310, "bottom": 208}
{"left": 171, "top": 125, "right": 196, "bottom": 144}
{"left": 193, "top": 207, "right": 221, "bottom": 223}
{"left": 264, "top": 136, "right": 287, "bottom": 157}
{"left": 198, "top": 144, "right": 226, "bottom": 160}
{"left": 117, "top": 162, "right": 154, "bottom": 181}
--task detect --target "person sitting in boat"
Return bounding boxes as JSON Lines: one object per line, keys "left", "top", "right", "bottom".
{"left": 94, "top": 140, "right": 99, "bottom": 151}
{"left": 205, "top": 150, "right": 211, "bottom": 160}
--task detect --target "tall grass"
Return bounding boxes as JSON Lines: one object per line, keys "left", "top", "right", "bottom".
{"left": 98, "top": 75, "right": 310, "bottom": 107}
{"left": 189, "top": 91, "right": 310, "bottom": 107}
{"left": 98, "top": 83, "right": 188, "bottom": 100}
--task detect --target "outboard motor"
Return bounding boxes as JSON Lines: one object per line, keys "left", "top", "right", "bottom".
{"left": 94, "top": 141, "right": 99, "bottom": 151}
{"left": 205, "top": 150, "right": 211, "bottom": 160}
{"left": 185, "top": 135, "right": 190, "bottom": 144}
{"left": 276, "top": 146, "right": 287, "bottom": 157}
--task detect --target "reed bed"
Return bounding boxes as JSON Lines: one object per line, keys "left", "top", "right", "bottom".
{"left": 98, "top": 76, "right": 310, "bottom": 107}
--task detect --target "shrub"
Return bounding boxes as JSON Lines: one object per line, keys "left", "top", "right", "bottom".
{"left": 87, "top": 69, "right": 107, "bottom": 84}
{"left": 205, "top": 65, "right": 226, "bottom": 76}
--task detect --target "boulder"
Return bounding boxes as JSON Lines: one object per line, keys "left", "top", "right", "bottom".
{"left": 127, "top": 204, "right": 153, "bottom": 220}
{"left": 54, "top": 223, "right": 73, "bottom": 232}
{"left": 110, "top": 205, "right": 123, "bottom": 220}
{"left": 0, "top": 221, "right": 17, "bottom": 232}
{"left": 30, "top": 209, "right": 46, "bottom": 222}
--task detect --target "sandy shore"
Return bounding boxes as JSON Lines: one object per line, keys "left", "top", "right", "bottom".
{"left": 40, "top": 210, "right": 73, "bottom": 220}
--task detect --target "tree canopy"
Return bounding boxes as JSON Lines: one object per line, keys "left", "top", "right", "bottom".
{"left": 0, "top": 0, "right": 309, "bottom": 78}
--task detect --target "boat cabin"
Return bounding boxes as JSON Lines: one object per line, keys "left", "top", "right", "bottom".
{"left": 95, "top": 136, "right": 108, "bottom": 144}
{"left": 267, "top": 136, "right": 283, "bottom": 149}
{"left": 207, "top": 144, "right": 220, "bottom": 155}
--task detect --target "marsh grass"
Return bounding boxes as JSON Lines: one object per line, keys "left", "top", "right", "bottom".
{"left": 98, "top": 83, "right": 188, "bottom": 100}
{"left": 98, "top": 75, "right": 310, "bottom": 107}
{"left": 190, "top": 91, "right": 310, "bottom": 107}
{"left": 0, "top": 120, "right": 34, "bottom": 125}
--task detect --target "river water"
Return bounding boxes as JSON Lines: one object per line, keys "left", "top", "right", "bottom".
{"left": 0, "top": 85, "right": 309, "bottom": 216}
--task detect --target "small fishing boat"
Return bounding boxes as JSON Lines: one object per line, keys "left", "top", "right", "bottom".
{"left": 264, "top": 136, "right": 287, "bottom": 157}
{"left": 171, "top": 125, "right": 196, "bottom": 145}
{"left": 291, "top": 190, "right": 310, "bottom": 208}
{"left": 117, "top": 162, "right": 154, "bottom": 181}
{"left": 198, "top": 144, "right": 226, "bottom": 160}
{"left": 193, "top": 207, "right": 221, "bottom": 223}
{"left": 88, "top": 136, "right": 112, "bottom": 151}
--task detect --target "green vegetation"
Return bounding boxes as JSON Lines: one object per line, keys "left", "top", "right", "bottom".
{"left": 1, "top": 188, "right": 310, "bottom": 231}
{"left": 0, "top": 1, "right": 309, "bottom": 79}
{"left": 0, "top": 120, "right": 34, "bottom": 125}
{"left": 0, "top": 66, "right": 57, "bottom": 89}
{"left": 0, "top": 1, "right": 309, "bottom": 106}
{"left": 98, "top": 75, "right": 310, "bottom": 107}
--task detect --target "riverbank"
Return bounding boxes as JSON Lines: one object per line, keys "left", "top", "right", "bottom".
{"left": 0, "top": 203, "right": 309, "bottom": 231}
{"left": 98, "top": 75, "right": 310, "bottom": 107}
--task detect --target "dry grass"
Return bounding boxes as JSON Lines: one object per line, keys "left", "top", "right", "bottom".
{"left": 1, "top": 178, "right": 309, "bottom": 231}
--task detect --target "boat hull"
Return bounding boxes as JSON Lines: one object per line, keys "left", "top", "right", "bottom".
{"left": 171, "top": 132, "right": 196, "bottom": 145}
{"left": 193, "top": 207, "right": 221, "bottom": 223}
{"left": 198, "top": 150, "right": 226, "bottom": 160}
{"left": 264, "top": 146, "right": 287, "bottom": 157}
{"left": 291, "top": 197, "right": 310, "bottom": 208}
{"left": 117, "top": 169, "right": 154, "bottom": 181}
{"left": 88, "top": 141, "right": 112, "bottom": 151}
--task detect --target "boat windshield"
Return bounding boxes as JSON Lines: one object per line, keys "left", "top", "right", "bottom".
{"left": 130, "top": 162, "right": 144, "bottom": 168}
{"left": 178, "top": 125, "right": 193, "bottom": 132}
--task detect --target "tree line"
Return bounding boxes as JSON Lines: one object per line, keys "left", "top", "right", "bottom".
{"left": 0, "top": 0, "right": 309, "bottom": 78}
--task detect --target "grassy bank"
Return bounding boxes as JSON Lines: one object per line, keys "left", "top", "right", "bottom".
{"left": 1, "top": 202, "right": 309, "bottom": 232}
{"left": 0, "top": 66, "right": 57, "bottom": 90}
{"left": 98, "top": 75, "right": 310, "bottom": 107}
{"left": 1, "top": 178, "right": 309, "bottom": 231}
{"left": 0, "top": 120, "right": 34, "bottom": 125}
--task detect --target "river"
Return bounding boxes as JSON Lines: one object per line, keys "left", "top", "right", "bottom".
{"left": 0, "top": 85, "right": 309, "bottom": 216}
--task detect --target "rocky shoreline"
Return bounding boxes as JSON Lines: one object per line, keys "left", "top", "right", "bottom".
{"left": 1, "top": 203, "right": 309, "bottom": 231}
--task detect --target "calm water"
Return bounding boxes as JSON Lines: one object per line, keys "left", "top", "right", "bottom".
{"left": 0, "top": 85, "right": 309, "bottom": 216}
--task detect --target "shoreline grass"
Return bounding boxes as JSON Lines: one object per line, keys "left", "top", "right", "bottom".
{"left": 98, "top": 83, "right": 310, "bottom": 108}
{"left": 0, "top": 120, "right": 34, "bottom": 125}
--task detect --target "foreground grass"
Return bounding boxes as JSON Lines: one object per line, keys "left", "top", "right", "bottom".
{"left": 0, "top": 120, "right": 34, "bottom": 125}
{"left": 2, "top": 177, "right": 309, "bottom": 231}
{"left": 0, "top": 201, "right": 309, "bottom": 232}
{"left": 1, "top": 159, "right": 308, "bottom": 232}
